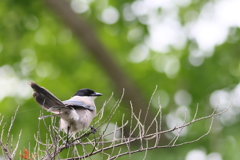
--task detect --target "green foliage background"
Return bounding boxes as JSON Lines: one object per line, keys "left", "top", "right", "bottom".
{"left": 0, "top": 0, "right": 240, "bottom": 159}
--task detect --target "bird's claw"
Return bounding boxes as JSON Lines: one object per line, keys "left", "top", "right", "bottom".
{"left": 90, "top": 126, "right": 97, "bottom": 134}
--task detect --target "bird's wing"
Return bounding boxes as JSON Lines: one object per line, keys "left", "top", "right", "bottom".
{"left": 29, "top": 82, "right": 66, "bottom": 112}
{"left": 62, "top": 100, "right": 95, "bottom": 111}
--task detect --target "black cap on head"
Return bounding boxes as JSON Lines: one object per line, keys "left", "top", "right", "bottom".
{"left": 74, "top": 88, "right": 102, "bottom": 97}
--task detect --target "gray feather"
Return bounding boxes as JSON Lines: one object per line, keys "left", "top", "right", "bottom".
{"left": 62, "top": 100, "right": 95, "bottom": 111}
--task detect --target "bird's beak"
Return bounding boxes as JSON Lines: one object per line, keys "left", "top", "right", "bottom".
{"left": 93, "top": 92, "right": 102, "bottom": 96}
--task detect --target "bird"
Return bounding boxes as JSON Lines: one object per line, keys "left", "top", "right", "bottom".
{"left": 29, "top": 82, "right": 102, "bottom": 138}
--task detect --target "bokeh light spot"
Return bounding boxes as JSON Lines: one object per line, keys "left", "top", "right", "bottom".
{"left": 174, "top": 89, "right": 192, "bottom": 106}
{"left": 101, "top": 6, "right": 119, "bottom": 24}
{"left": 185, "top": 149, "right": 206, "bottom": 160}
{"left": 71, "top": 0, "right": 89, "bottom": 14}
{"left": 100, "top": 123, "right": 121, "bottom": 140}
{"left": 128, "top": 44, "right": 149, "bottom": 63}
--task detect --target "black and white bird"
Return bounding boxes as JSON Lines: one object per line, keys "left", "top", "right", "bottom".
{"left": 29, "top": 82, "right": 102, "bottom": 136}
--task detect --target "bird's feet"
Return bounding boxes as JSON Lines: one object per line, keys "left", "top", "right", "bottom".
{"left": 64, "top": 136, "right": 71, "bottom": 148}
{"left": 90, "top": 126, "right": 97, "bottom": 134}
{"left": 65, "top": 141, "right": 70, "bottom": 148}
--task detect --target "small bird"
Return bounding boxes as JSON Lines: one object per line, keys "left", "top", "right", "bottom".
{"left": 29, "top": 82, "right": 102, "bottom": 137}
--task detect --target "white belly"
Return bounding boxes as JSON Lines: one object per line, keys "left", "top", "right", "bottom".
{"left": 60, "top": 109, "right": 96, "bottom": 135}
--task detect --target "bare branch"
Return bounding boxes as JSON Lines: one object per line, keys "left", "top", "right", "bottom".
{"left": 0, "top": 91, "right": 231, "bottom": 160}
{"left": 0, "top": 106, "right": 21, "bottom": 160}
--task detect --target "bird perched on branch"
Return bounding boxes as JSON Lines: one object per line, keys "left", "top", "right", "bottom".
{"left": 29, "top": 82, "right": 102, "bottom": 137}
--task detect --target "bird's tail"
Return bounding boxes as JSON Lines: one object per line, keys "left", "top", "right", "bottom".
{"left": 29, "top": 82, "right": 65, "bottom": 111}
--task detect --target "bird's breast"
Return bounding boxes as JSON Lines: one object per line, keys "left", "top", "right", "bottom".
{"left": 60, "top": 108, "right": 96, "bottom": 134}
